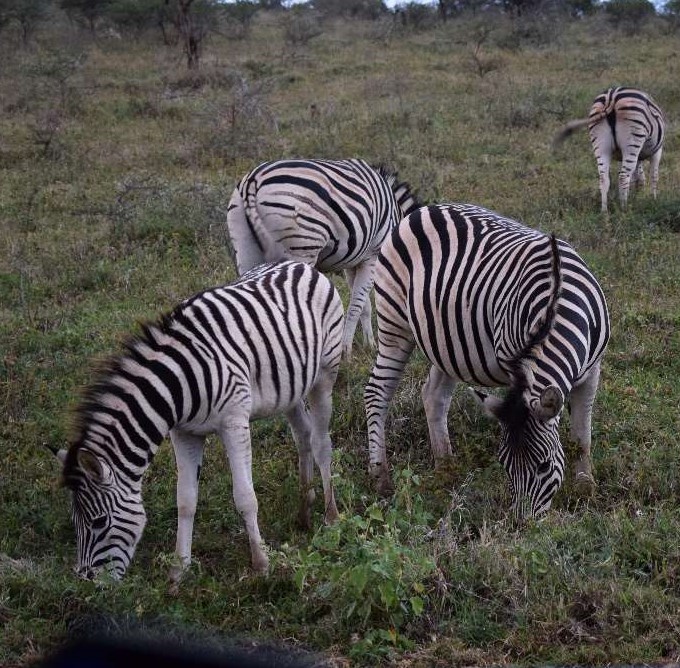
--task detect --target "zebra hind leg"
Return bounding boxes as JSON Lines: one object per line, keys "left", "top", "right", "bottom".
{"left": 306, "top": 365, "right": 340, "bottom": 524}
{"left": 568, "top": 361, "right": 602, "bottom": 497}
{"left": 285, "top": 402, "right": 317, "bottom": 530}
{"left": 421, "top": 365, "right": 457, "bottom": 466}
{"left": 365, "top": 337, "right": 416, "bottom": 496}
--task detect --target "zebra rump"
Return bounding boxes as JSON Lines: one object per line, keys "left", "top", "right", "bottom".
{"left": 53, "top": 260, "right": 344, "bottom": 581}
{"left": 225, "top": 158, "right": 421, "bottom": 358}
{"left": 553, "top": 86, "right": 665, "bottom": 214}
{"left": 364, "top": 203, "right": 610, "bottom": 517}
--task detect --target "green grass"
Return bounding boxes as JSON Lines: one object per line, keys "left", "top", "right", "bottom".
{"left": 2, "top": 8, "right": 680, "bottom": 667}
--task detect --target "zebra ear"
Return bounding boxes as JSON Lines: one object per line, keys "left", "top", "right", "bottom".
{"left": 534, "top": 386, "right": 564, "bottom": 420}
{"left": 469, "top": 387, "right": 504, "bottom": 421}
{"left": 77, "top": 449, "right": 113, "bottom": 485}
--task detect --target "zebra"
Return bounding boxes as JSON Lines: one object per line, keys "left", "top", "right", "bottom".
{"left": 225, "top": 158, "right": 421, "bottom": 359}
{"left": 364, "top": 203, "right": 610, "bottom": 518}
{"left": 554, "top": 86, "right": 665, "bottom": 214}
{"left": 49, "top": 260, "right": 344, "bottom": 581}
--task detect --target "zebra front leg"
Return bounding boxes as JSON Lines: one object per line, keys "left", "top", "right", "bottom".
{"left": 169, "top": 429, "right": 206, "bottom": 585}
{"left": 365, "top": 338, "right": 415, "bottom": 496}
{"left": 307, "top": 364, "right": 340, "bottom": 524}
{"left": 342, "top": 259, "right": 377, "bottom": 359}
{"left": 220, "top": 420, "right": 269, "bottom": 574}
{"left": 568, "top": 361, "right": 602, "bottom": 496}
{"left": 617, "top": 128, "right": 644, "bottom": 210}
{"left": 285, "top": 402, "right": 316, "bottom": 530}
{"left": 422, "top": 365, "right": 457, "bottom": 465}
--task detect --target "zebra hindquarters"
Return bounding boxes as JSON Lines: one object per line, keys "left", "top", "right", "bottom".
{"left": 226, "top": 188, "right": 266, "bottom": 274}
{"left": 615, "top": 119, "right": 649, "bottom": 211}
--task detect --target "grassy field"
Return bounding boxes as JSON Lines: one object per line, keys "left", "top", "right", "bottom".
{"left": 1, "top": 7, "right": 680, "bottom": 666}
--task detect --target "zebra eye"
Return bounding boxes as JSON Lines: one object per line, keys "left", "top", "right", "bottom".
{"left": 91, "top": 515, "right": 108, "bottom": 531}
{"left": 536, "top": 460, "right": 551, "bottom": 475}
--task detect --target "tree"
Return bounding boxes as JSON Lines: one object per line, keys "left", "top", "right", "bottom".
{"left": 604, "top": 0, "right": 656, "bottom": 31}
{"left": 60, "top": 0, "right": 112, "bottom": 33}
{"left": 7, "top": 0, "right": 51, "bottom": 44}
{"left": 167, "top": 0, "right": 219, "bottom": 69}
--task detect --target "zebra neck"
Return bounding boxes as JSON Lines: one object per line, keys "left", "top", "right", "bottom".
{"left": 76, "top": 386, "right": 174, "bottom": 484}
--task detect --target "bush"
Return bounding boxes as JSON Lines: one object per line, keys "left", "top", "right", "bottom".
{"left": 604, "top": 0, "right": 656, "bottom": 32}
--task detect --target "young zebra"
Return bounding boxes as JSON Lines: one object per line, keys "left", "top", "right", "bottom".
{"left": 554, "top": 86, "right": 665, "bottom": 214}
{"left": 225, "top": 158, "right": 421, "bottom": 359}
{"left": 364, "top": 203, "right": 610, "bottom": 518}
{"left": 50, "top": 261, "right": 344, "bottom": 581}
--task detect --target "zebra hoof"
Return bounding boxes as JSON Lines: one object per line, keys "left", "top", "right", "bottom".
{"left": 574, "top": 471, "right": 596, "bottom": 497}
{"left": 251, "top": 548, "right": 270, "bottom": 575}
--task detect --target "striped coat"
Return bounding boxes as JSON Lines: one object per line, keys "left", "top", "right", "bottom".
{"left": 53, "top": 261, "right": 344, "bottom": 581}
{"left": 226, "top": 158, "right": 420, "bottom": 357}
{"left": 365, "top": 203, "right": 610, "bottom": 517}
{"left": 554, "top": 87, "right": 665, "bottom": 213}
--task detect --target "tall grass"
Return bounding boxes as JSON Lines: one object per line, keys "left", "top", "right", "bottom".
{"left": 1, "top": 9, "right": 679, "bottom": 666}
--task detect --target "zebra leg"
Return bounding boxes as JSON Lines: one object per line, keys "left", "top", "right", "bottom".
{"left": 169, "top": 429, "right": 206, "bottom": 584}
{"left": 365, "top": 337, "right": 416, "bottom": 496}
{"left": 649, "top": 148, "right": 663, "bottom": 199}
{"left": 344, "top": 267, "right": 375, "bottom": 351}
{"left": 616, "top": 124, "right": 645, "bottom": 210}
{"left": 632, "top": 162, "right": 645, "bottom": 190}
{"left": 219, "top": 420, "right": 269, "bottom": 574}
{"left": 421, "top": 365, "right": 457, "bottom": 465}
{"left": 285, "top": 402, "right": 316, "bottom": 530}
{"left": 306, "top": 365, "right": 340, "bottom": 524}
{"left": 589, "top": 122, "right": 615, "bottom": 214}
{"left": 568, "top": 361, "right": 602, "bottom": 496}
{"left": 342, "top": 259, "right": 377, "bottom": 359}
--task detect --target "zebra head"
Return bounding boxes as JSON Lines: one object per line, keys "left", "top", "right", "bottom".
{"left": 472, "top": 385, "right": 566, "bottom": 519}
{"left": 54, "top": 446, "right": 147, "bottom": 580}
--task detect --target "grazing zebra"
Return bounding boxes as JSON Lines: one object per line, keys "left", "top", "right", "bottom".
{"left": 364, "top": 203, "right": 610, "bottom": 517}
{"left": 225, "top": 158, "right": 421, "bottom": 358}
{"left": 554, "top": 86, "right": 665, "bottom": 214}
{"left": 50, "top": 261, "right": 344, "bottom": 581}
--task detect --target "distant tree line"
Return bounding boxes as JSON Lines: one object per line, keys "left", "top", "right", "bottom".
{"left": 0, "top": 0, "right": 676, "bottom": 67}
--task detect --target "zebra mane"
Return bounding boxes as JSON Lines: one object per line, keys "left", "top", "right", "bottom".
{"left": 374, "top": 163, "right": 423, "bottom": 217}
{"left": 506, "top": 233, "right": 563, "bottom": 400}
{"left": 63, "top": 318, "right": 174, "bottom": 486}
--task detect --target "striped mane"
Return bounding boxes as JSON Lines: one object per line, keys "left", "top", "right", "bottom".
{"left": 374, "top": 163, "right": 423, "bottom": 217}
{"left": 63, "top": 320, "right": 171, "bottom": 488}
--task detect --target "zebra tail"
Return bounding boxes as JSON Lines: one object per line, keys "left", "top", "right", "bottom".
{"left": 510, "top": 234, "right": 563, "bottom": 384}
{"left": 244, "top": 181, "right": 290, "bottom": 264}
{"left": 552, "top": 108, "right": 610, "bottom": 149}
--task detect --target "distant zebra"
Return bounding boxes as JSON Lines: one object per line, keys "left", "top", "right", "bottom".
{"left": 364, "top": 204, "right": 610, "bottom": 517}
{"left": 226, "top": 158, "right": 421, "bottom": 358}
{"left": 50, "top": 261, "right": 344, "bottom": 581}
{"left": 554, "top": 86, "right": 665, "bottom": 214}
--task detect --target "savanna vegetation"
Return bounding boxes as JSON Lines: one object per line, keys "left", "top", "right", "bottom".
{"left": 1, "top": 0, "right": 679, "bottom": 665}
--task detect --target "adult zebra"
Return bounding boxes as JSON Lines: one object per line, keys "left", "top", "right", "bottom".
{"left": 554, "top": 86, "right": 665, "bottom": 214}
{"left": 225, "top": 158, "right": 421, "bottom": 358}
{"left": 50, "top": 261, "right": 344, "bottom": 581}
{"left": 364, "top": 204, "right": 610, "bottom": 518}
